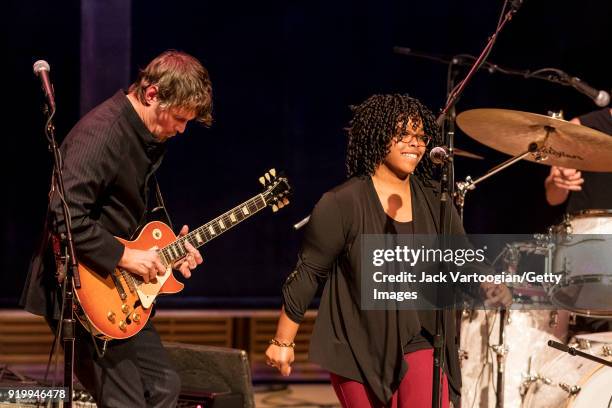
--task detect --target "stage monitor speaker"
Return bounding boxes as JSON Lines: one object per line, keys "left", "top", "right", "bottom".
{"left": 164, "top": 342, "right": 254, "bottom": 408}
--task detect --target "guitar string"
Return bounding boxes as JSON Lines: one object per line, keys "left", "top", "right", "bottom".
{"left": 159, "top": 193, "right": 268, "bottom": 264}
{"left": 155, "top": 177, "right": 288, "bottom": 265}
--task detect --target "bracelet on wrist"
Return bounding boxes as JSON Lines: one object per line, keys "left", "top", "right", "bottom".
{"left": 269, "top": 338, "right": 295, "bottom": 348}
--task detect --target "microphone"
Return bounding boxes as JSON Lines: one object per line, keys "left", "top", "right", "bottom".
{"left": 569, "top": 77, "right": 610, "bottom": 107}
{"left": 33, "top": 60, "right": 56, "bottom": 111}
{"left": 429, "top": 146, "right": 451, "bottom": 165}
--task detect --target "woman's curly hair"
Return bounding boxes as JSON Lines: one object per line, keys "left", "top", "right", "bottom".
{"left": 345, "top": 94, "right": 441, "bottom": 181}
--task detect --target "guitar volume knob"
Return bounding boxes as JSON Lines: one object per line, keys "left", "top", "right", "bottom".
{"left": 118, "top": 320, "right": 127, "bottom": 331}
{"left": 107, "top": 311, "right": 116, "bottom": 322}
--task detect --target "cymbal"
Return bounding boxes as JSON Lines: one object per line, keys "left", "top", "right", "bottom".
{"left": 456, "top": 108, "right": 612, "bottom": 172}
{"left": 454, "top": 148, "right": 484, "bottom": 160}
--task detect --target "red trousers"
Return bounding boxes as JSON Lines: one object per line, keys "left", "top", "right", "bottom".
{"left": 330, "top": 349, "right": 450, "bottom": 408}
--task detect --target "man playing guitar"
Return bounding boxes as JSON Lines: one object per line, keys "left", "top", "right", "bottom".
{"left": 21, "top": 50, "right": 212, "bottom": 407}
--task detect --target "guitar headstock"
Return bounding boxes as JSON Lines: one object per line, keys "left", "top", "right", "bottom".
{"left": 259, "top": 168, "right": 291, "bottom": 212}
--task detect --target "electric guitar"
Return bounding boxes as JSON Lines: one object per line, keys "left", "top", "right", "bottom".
{"left": 74, "top": 169, "right": 291, "bottom": 340}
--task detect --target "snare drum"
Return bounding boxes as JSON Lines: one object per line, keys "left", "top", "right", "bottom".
{"left": 522, "top": 331, "right": 612, "bottom": 408}
{"left": 550, "top": 210, "right": 612, "bottom": 317}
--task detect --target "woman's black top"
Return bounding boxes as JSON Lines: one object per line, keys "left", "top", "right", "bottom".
{"left": 282, "top": 176, "right": 466, "bottom": 405}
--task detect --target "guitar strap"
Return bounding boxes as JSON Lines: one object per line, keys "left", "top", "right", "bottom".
{"left": 153, "top": 175, "right": 174, "bottom": 231}
{"left": 130, "top": 175, "right": 174, "bottom": 240}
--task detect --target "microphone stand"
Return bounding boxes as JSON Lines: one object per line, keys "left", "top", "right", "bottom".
{"left": 430, "top": 59, "right": 458, "bottom": 408}
{"left": 430, "top": 2, "right": 522, "bottom": 407}
{"left": 393, "top": 52, "right": 608, "bottom": 107}
{"left": 40, "top": 100, "right": 81, "bottom": 407}
{"left": 494, "top": 309, "right": 509, "bottom": 408}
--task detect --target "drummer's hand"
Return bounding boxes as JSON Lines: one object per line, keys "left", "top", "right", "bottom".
{"left": 265, "top": 343, "right": 295, "bottom": 376}
{"left": 550, "top": 166, "right": 584, "bottom": 191}
{"left": 482, "top": 283, "right": 513, "bottom": 308}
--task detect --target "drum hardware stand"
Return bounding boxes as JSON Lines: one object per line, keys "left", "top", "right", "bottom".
{"left": 490, "top": 246, "right": 518, "bottom": 408}
{"left": 491, "top": 309, "right": 509, "bottom": 408}
{"left": 455, "top": 141, "right": 545, "bottom": 216}
{"left": 518, "top": 234, "right": 558, "bottom": 296}
{"left": 35, "top": 64, "right": 80, "bottom": 408}
{"left": 562, "top": 219, "right": 573, "bottom": 236}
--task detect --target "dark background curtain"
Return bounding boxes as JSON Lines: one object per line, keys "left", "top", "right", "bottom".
{"left": 2, "top": 0, "right": 610, "bottom": 306}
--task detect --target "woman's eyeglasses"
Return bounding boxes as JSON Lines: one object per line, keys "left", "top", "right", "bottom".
{"left": 395, "top": 133, "right": 432, "bottom": 146}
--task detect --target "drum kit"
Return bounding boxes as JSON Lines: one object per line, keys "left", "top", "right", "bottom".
{"left": 452, "top": 108, "right": 612, "bottom": 408}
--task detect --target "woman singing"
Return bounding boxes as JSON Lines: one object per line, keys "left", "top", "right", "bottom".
{"left": 265, "top": 94, "right": 511, "bottom": 407}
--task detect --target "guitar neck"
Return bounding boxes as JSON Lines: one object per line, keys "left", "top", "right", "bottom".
{"left": 159, "top": 194, "right": 267, "bottom": 265}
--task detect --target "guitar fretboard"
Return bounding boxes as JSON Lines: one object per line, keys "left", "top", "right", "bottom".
{"left": 158, "top": 194, "right": 267, "bottom": 266}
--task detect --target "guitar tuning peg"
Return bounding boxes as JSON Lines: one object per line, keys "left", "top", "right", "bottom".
{"left": 265, "top": 173, "right": 271, "bottom": 182}
{"left": 269, "top": 168, "right": 276, "bottom": 177}
{"left": 259, "top": 176, "right": 266, "bottom": 186}
{"left": 272, "top": 204, "right": 278, "bottom": 212}
{"left": 282, "top": 198, "right": 289, "bottom": 205}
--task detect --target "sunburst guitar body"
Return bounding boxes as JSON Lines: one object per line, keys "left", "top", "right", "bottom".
{"left": 74, "top": 169, "right": 290, "bottom": 340}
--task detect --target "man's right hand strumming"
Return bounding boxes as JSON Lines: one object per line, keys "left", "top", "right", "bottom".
{"left": 118, "top": 247, "right": 166, "bottom": 283}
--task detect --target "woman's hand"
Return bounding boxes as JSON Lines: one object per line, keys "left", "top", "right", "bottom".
{"left": 265, "top": 343, "right": 295, "bottom": 376}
